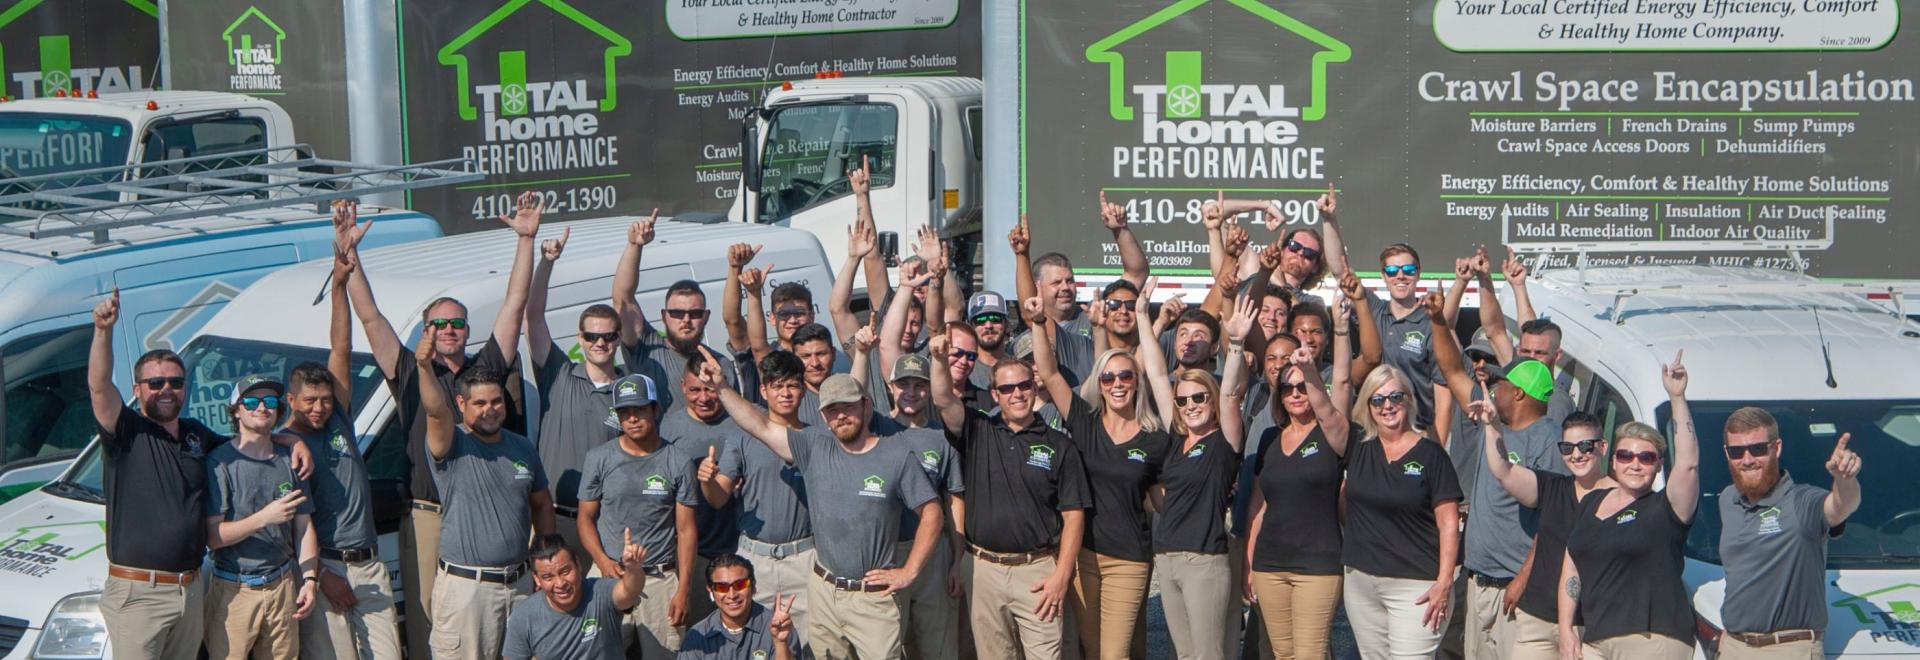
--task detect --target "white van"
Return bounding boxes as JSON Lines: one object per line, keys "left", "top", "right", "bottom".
{"left": 1510, "top": 264, "right": 1920, "bottom": 659}
{"left": 0, "top": 215, "right": 832, "bottom": 658}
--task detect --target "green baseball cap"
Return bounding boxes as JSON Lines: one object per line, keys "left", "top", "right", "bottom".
{"left": 1484, "top": 358, "right": 1553, "bottom": 403}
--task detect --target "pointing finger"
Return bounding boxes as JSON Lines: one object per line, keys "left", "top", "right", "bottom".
{"left": 1834, "top": 433, "right": 1850, "bottom": 455}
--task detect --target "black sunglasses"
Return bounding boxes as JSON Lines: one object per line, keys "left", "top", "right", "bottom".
{"left": 141, "top": 376, "right": 187, "bottom": 391}
{"left": 1275, "top": 382, "right": 1311, "bottom": 396}
{"left": 1368, "top": 391, "right": 1408, "bottom": 407}
{"left": 1557, "top": 439, "right": 1602, "bottom": 455}
{"left": 1103, "top": 298, "right": 1136, "bottom": 311}
{"left": 663, "top": 308, "right": 708, "bottom": 320}
{"left": 950, "top": 348, "right": 980, "bottom": 362}
{"left": 580, "top": 331, "right": 620, "bottom": 345}
{"left": 1174, "top": 392, "right": 1210, "bottom": 407}
{"left": 993, "top": 380, "right": 1035, "bottom": 395}
{"left": 773, "top": 306, "right": 814, "bottom": 320}
{"left": 426, "top": 318, "right": 468, "bottom": 330}
{"left": 1725, "top": 441, "right": 1773, "bottom": 460}
{"left": 1613, "top": 449, "right": 1661, "bottom": 465}
{"left": 1285, "top": 240, "right": 1321, "bottom": 260}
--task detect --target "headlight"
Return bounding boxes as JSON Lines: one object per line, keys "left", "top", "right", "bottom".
{"left": 32, "top": 592, "right": 105, "bottom": 659}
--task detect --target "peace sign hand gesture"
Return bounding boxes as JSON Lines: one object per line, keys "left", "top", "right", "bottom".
{"left": 1826, "top": 433, "right": 1860, "bottom": 480}
{"left": 769, "top": 593, "right": 798, "bottom": 643}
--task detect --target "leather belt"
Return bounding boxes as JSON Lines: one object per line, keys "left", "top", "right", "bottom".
{"left": 813, "top": 564, "right": 889, "bottom": 592}
{"left": 640, "top": 564, "right": 670, "bottom": 579}
{"left": 966, "top": 544, "right": 1053, "bottom": 566}
{"left": 410, "top": 499, "right": 442, "bottom": 514}
{"left": 1468, "top": 571, "right": 1513, "bottom": 588}
{"left": 321, "top": 547, "right": 376, "bottom": 563}
{"left": 1728, "top": 629, "right": 1821, "bottom": 647}
{"left": 438, "top": 560, "right": 523, "bottom": 585}
{"left": 107, "top": 565, "right": 197, "bottom": 586}
{"left": 737, "top": 535, "right": 815, "bottom": 560}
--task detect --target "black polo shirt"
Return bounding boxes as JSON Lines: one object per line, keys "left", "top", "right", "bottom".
{"left": 386, "top": 336, "right": 521, "bottom": 503}
{"left": 1065, "top": 397, "right": 1170, "bottom": 562}
{"left": 1567, "top": 488, "right": 1695, "bottom": 646}
{"left": 101, "top": 407, "right": 227, "bottom": 572}
{"left": 1153, "top": 429, "right": 1240, "bottom": 555}
{"left": 1341, "top": 436, "right": 1463, "bottom": 580}
{"left": 951, "top": 409, "right": 1091, "bottom": 553}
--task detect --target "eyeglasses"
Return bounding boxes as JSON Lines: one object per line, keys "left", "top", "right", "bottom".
{"left": 1612, "top": 449, "right": 1662, "bottom": 466}
{"left": 141, "top": 377, "right": 187, "bottom": 391}
{"left": 993, "top": 380, "right": 1035, "bottom": 395}
{"left": 426, "top": 318, "right": 468, "bottom": 330}
{"left": 1103, "top": 298, "right": 1136, "bottom": 311}
{"left": 1098, "top": 370, "right": 1136, "bottom": 385}
{"left": 580, "top": 331, "right": 620, "bottom": 345}
{"left": 1368, "top": 391, "right": 1408, "bottom": 408}
{"left": 239, "top": 396, "right": 282, "bottom": 411}
{"left": 950, "top": 348, "right": 979, "bottom": 362}
{"left": 774, "top": 306, "right": 813, "bottom": 320}
{"left": 1381, "top": 264, "right": 1420, "bottom": 278}
{"left": 1174, "top": 392, "right": 1210, "bottom": 406}
{"left": 971, "top": 313, "right": 1006, "bottom": 325}
{"left": 1725, "top": 442, "right": 1773, "bottom": 460}
{"left": 707, "top": 577, "right": 752, "bottom": 594}
{"left": 1276, "top": 382, "right": 1311, "bottom": 396}
{"left": 663, "top": 308, "right": 708, "bottom": 320}
{"left": 1284, "top": 240, "right": 1321, "bottom": 260}
{"left": 1557, "top": 439, "right": 1602, "bottom": 455}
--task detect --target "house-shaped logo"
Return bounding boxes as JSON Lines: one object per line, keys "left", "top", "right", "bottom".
{"left": 645, "top": 474, "right": 668, "bottom": 494}
{"left": 222, "top": 7, "right": 284, "bottom": 66}
{"left": 436, "top": 0, "right": 633, "bottom": 123}
{"left": 1402, "top": 461, "right": 1425, "bottom": 477}
{"left": 0, "top": 520, "right": 106, "bottom": 577}
{"left": 0, "top": 0, "right": 156, "bottom": 98}
{"left": 860, "top": 475, "right": 886, "bottom": 497}
{"left": 1833, "top": 583, "right": 1920, "bottom": 629}
{"left": 1083, "top": 0, "right": 1350, "bottom": 124}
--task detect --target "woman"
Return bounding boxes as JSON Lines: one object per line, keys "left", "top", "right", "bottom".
{"left": 1341, "top": 357, "right": 1462, "bottom": 658}
{"left": 1558, "top": 352, "right": 1699, "bottom": 659}
{"left": 1030, "top": 288, "right": 1173, "bottom": 660}
{"left": 1244, "top": 338, "right": 1351, "bottom": 659}
{"left": 1149, "top": 294, "right": 1253, "bottom": 660}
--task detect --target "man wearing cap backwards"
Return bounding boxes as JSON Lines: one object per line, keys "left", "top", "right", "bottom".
{"left": 577, "top": 374, "right": 698, "bottom": 657}
{"left": 1434, "top": 317, "right": 1569, "bottom": 660}
{"left": 204, "top": 374, "right": 321, "bottom": 660}
{"left": 701, "top": 360, "right": 944, "bottom": 658}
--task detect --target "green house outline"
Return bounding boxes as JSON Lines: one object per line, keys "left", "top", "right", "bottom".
{"left": 1084, "top": 0, "right": 1351, "bottom": 123}
{"left": 1832, "top": 583, "right": 1920, "bottom": 625}
{"left": 221, "top": 6, "right": 285, "bottom": 66}
{"left": 1402, "top": 460, "right": 1425, "bottom": 473}
{"left": 0, "top": 0, "right": 157, "bottom": 94}
{"left": 863, "top": 475, "right": 886, "bottom": 490}
{"left": 1, "top": 520, "right": 107, "bottom": 561}
{"left": 436, "top": 0, "right": 634, "bottom": 121}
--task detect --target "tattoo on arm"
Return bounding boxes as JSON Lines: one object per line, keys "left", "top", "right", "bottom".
{"left": 1565, "top": 576, "right": 1581, "bottom": 600}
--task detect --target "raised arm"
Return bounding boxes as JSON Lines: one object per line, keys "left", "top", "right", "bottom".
{"left": 1823, "top": 433, "right": 1862, "bottom": 527}
{"left": 926, "top": 332, "right": 968, "bottom": 431}
{"left": 1662, "top": 350, "right": 1700, "bottom": 523}
{"left": 87, "top": 290, "right": 124, "bottom": 432}
{"left": 1503, "top": 246, "right": 1538, "bottom": 324}
{"left": 1010, "top": 215, "right": 1037, "bottom": 316}
{"left": 1425, "top": 292, "right": 1481, "bottom": 421}
{"left": 1200, "top": 261, "right": 1241, "bottom": 321}
{"left": 1477, "top": 401, "right": 1540, "bottom": 507}
{"left": 327, "top": 246, "right": 356, "bottom": 408}
{"left": 697, "top": 347, "right": 790, "bottom": 462}
{"left": 919, "top": 227, "right": 951, "bottom": 327}
{"left": 493, "top": 191, "right": 547, "bottom": 366}
{"left": 880, "top": 269, "right": 934, "bottom": 381}
{"left": 852, "top": 156, "right": 893, "bottom": 305}
{"left": 1099, "top": 192, "right": 1149, "bottom": 288}
{"left": 1330, "top": 293, "right": 1356, "bottom": 414}
{"left": 1202, "top": 191, "right": 1228, "bottom": 278}
{"left": 1136, "top": 281, "right": 1178, "bottom": 422}
{"left": 610, "top": 528, "right": 652, "bottom": 611}
{"left": 1316, "top": 184, "right": 1350, "bottom": 278}
{"left": 525, "top": 228, "right": 569, "bottom": 370}
{"left": 722, "top": 243, "right": 760, "bottom": 352}
{"left": 1024, "top": 298, "right": 1077, "bottom": 414}
{"left": 1479, "top": 251, "right": 1517, "bottom": 365}
{"left": 611, "top": 210, "right": 659, "bottom": 346}
{"left": 848, "top": 317, "right": 878, "bottom": 389}
{"left": 1342, "top": 271, "right": 1384, "bottom": 384}
{"left": 1219, "top": 293, "right": 1255, "bottom": 452}
{"left": 828, "top": 213, "right": 875, "bottom": 340}
{"left": 337, "top": 203, "right": 404, "bottom": 378}
{"left": 741, "top": 265, "right": 774, "bottom": 363}
{"left": 1292, "top": 347, "right": 1352, "bottom": 455}
{"left": 415, "top": 336, "right": 456, "bottom": 460}
{"left": 1443, "top": 255, "right": 1475, "bottom": 330}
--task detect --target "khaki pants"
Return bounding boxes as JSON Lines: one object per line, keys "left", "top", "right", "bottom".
{"left": 1343, "top": 567, "right": 1450, "bottom": 659}
{"left": 740, "top": 540, "right": 817, "bottom": 655}
{"left": 207, "top": 573, "right": 300, "bottom": 660}
{"left": 1719, "top": 634, "right": 1823, "bottom": 660}
{"left": 1507, "top": 609, "right": 1562, "bottom": 660}
{"left": 963, "top": 552, "right": 1065, "bottom": 659}
{"left": 1464, "top": 578, "right": 1516, "bottom": 660}
{"left": 1156, "top": 551, "right": 1235, "bottom": 660}
{"left": 101, "top": 573, "right": 206, "bottom": 660}
{"left": 1249, "top": 570, "right": 1342, "bottom": 660}
{"left": 589, "top": 564, "right": 684, "bottom": 658}
{"left": 898, "top": 541, "right": 961, "bottom": 660}
{"left": 428, "top": 566, "right": 530, "bottom": 660}
{"left": 299, "top": 557, "right": 402, "bottom": 660}
{"left": 1070, "top": 549, "right": 1150, "bottom": 660}
{"left": 807, "top": 570, "right": 906, "bottom": 659}
{"left": 1583, "top": 632, "right": 1693, "bottom": 660}
{"left": 399, "top": 505, "right": 441, "bottom": 660}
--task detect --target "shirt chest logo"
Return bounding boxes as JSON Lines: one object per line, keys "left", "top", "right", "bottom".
{"left": 752, "top": 651, "right": 768, "bottom": 659}
{"left": 580, "top": 617, "right": 600, "bottom": 641}
{"left": 276, "top": 481, "right": 295, "bottom": 498}
{"left": 512, "top": 460, "right": 532, "bottom": 480}
{"left": 1506, "top": 450, "right": 1521, "bottom": 465}
{"left": 644, "top": 475, "right": 670, "bottom": 495}
{"left": 1755, "top": 506, "right": 1784, "bottom": 536}
{"left": 1126, "top": 448, "right": 1148, "bottom": 463}
{"left": 330, "top": 432, "right": 350, "bottom": 455}
{"left": 1401, "top": 460, "right": 1425, "bottom": 477}
{"left": 1399, "top": 330, "right": 1427, "bottom": 355}
{"left": 1298, "top": 442, "right": 1319, "bottom": 458}
{"left": 860, "top": 475, "right": 887, "bottom": 498}
{"left": 183, "top": 434, "right": 206, "bottom": 457}
{"left": 1027, "top": 445, "right": 1055, "bottom": 471}
{"left": 1186, "top": 443, "right": 1205, "bottom": 459}
{"left": 1615, "top": 509, "right": 1638, "bottom": 525}
{"left": 919, "top": 450, "right": 941, "bottom": 475}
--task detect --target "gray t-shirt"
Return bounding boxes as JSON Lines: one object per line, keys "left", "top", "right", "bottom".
{"left": 291, "top": 412, "right": 376, "bottom": 552}
{"left": 788, "top": 428, "right": 938, "bottom": 577}
{"left": 1366, "top": 290, "right": 1442, "bottom": 429}
{"left": 890, "top": 428, "right": 964, "bottom": 542}
{"left": 531, "top": 343, "right": 621, "bottom": 510}
{"left": 718, "top": 424, "right": 812, "bottom": 544}
{"left": 205, "top": 442, "right": 312, "bottom": 575}
{"left": 679, "top": 603, "right": 796, "bottom": 659}
{"left": 659, "top": 409, "right": 745, "bottom": 558}
{"left": 1464, "top": 416, "right": 1570, "bottom": 578}
{"left": 431, "top": 428, "right": 549, "bottom": 567}
{"left": 504, "top": 577, "right": 625, "bottom": 660}
{"left": 1718, "top": 473, "right": 1834, "bottom": 633}
{"left": 624, "top": 323, "right": 739, "bottom": 417}
{"left": 578, "top": 440, "right": 697, "bottom": 566}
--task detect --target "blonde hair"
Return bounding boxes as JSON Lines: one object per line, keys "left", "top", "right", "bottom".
{"left": 1351, "top": 365, "right": 1414, "bottom": 437}
{"left": 1610, "top": 421, "right": 1668, "bottom": 473}
{"left": 1078, "top": 349, "right": 1162, "bottom": 433}
{"left": 1168, "top": 369, "right": 1221, "bottom": 437}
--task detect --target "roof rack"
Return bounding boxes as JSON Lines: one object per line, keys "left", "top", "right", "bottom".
{"left": 0, "top": 144, "right": 480, "bottom": 242}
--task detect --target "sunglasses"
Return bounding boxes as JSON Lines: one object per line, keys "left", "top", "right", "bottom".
{"left": 426, "top": 317, "right": 468, "bottom": 330}
{"left": 1098, "top": 370, "right": 1136, "bottom": 385}
{"left": 774, "top": 307, "right": 813, "bottom": 320}
{"left": 993, "top": 380, "right": 1035, "bottom": 395}
{"left": 950, "top": 348, "right": 980, "bottom": 362}
{"left": 971, "top": 313, "right": 1006, "bottom": 325}
{"left": 239, "top": 396, "right": 282, "bottom": 411}
{"left": 1276, "top": 382, "right": 1311, "bottom": 396}
{"left": 1612, "top": 449, "right": 1662, "bottom": 466}
{"left": 1725, "top": 441, "right": 1773, "bottom": 460}
{"left": 1557, "top": 439, "right": 1603, "bottom": 455}
{"left": 1174, "top": 392, "right": 1210, "bottom": 407}
{"left": 1381, "top": 264, "right": 1420, "bottom": 278}
{"left": 580, "top": 331, "right": 620, "bottom": 345}
{"left": 1103, "top": 298, "right": 1136, "bottom": 311}
{"left": 1284, "top": 240, "right": 1321, "bottom": 260}
{"left": 1368, "top": 391, "right": 1408, "bottom": 408}
{"left": 663, "top": 308, "right": 708, "bottom": 320}
{"left": 707, "top": 577, "right": 752, "bottom": 594}
{"left": 141, "top": 376, "right": 187, "bottom": 391}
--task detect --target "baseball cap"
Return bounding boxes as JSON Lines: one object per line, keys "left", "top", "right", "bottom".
{"left": 1010, "top": 332, "right": 1036, "bottom": 360}
{"left": 1464, "top": 330, "right": 1498, "bottom": 363}
{"left": 610, "top": 374, "right": 658, "bottom": 410}
{"left": 817, "top": 374, "right": 866, "bottom": 410}
{"left": 1483, "top": 358, "right": 1553, "bottom": 403}
{"left": 229, "top": 374, "right": 285, "bottom": 404}
{"left": 890, "top": 354, "right": 931, "bottom": 383}
{"left": 968, "top": 291, "right": 1010, "bottom": 321}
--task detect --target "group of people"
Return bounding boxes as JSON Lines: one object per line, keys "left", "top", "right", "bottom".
{"left": 87, "top": 166, "right": 1866, "bottom": 660}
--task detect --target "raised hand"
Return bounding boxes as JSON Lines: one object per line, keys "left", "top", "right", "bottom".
{"left": 1098, "top": 191, "right": 1128, "bottom": 231}
{"left": 1466, "top": 398, "right": 1496, "bottom": 425}
{"left": 694, "top": 347, "right": 728, "bottom": 387}
{"left": 1214, "top": 262, "right": 1243, "bottom": 297}
{"left": 740, "top": 264, "right": 772, "bottom": 297}
{"left": 1262, "top": 200, "right": 1285, "bottom": 232}
{"left": 851, "top": 317, "right": 879, "bottom": 354}
{"left": 769, "top": 593, "right": 798, "bottom": 644}
{"left": 849, "top": 154, "right": 872, "bottom": 197}
{"left": 331, "top": 244, "right": 358, "bottom": 283}
{"left": 1422, "top": 291, "right": 1446, "bottom": 324}
{"left": 618, "top": 527, "right": 649, "bottom": 573}
{"left": 415, "top": 325, "right": 437, "bottom": 364}
{"left": 628, "top": 209, "right": 658, "bottom": 247}
{"left": 1223, "top": 224, "right": 1251, "bottom": 259}
{"left": 1472, "top": 244, "right": 1492, "bottom": 277}
{"left": 1201, "top": 191, "right": 1226, "bottom": 231}
{"left": 1088, "top": 295, "right": 1107, "bottom": 330}
{"left": 697, "top": 446, "right": 720, "bottom": 483}
{"left": 252, "top": 489, "right": 307, "bottom": 526}
{"left": 1661, "top": 349, "right": 1687, "bottom": 397}
{"left": 1225, "top": 294, "right": 1257, "bottom": 346}
{"left": 499, "top": 191, "right": 546, "bottom": 237}
{"left": 917, "top": 223, "right": 943, "bottom": 262}
{"left": 1289, "top": 346, "right": 1316, "bottom": 370}
{"left": 928, "top": 332, "right": 951, "bottom": 364}
{"left": 728, "top": 243, "right": 762, "bottom": 269}
{"left": 1454, "top": 257, "right": 1475, "bottom": 281}
{"left": 1155, "top": 293, "right": 1187, "bottom": 334}
{"left": 1021, "top": 296, "right": 1047, "bottom": 325}
{"left": 331, "top": 200, "right": 372, "bottom": 254}
{"left": 93, "top": 288, "right": 120, "bottom": 330}
{"left": 1503, "top": 245, "right": 1528, "bottom": 283}
{"left": 1135, "top": 276, "right": 1158, "bottom": 319}
{"left": 541, "top": 226, "right": 571, "bottom": 262}
{"left": 1008, "top": 215, "right": 1031, "bottom": 255}
{"left": 847, "top": 215, "right": 877, "bottom": 259}
{"left": 1826, "top": 433, "right": 1860, "bottom": 480}
{"left": 1334, "top": 297, "right": 1352, "bottom": 328}
{"left": 1257, "top": 236, "right": 1284, "bottom": 271}
{"left": 1316, "top": 182, "right": 1337, "bottom": 222}
{"left": 1339, "top": 270, "right": 1365, "bottom": 302}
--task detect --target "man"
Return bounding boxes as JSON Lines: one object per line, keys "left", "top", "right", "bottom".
{"left": 1007, "top": 216, "right": 1097, "bottom": 385}
{"left": 701, "top": 351, "right": 818, "bottom": 649}
{"left": 204, "top": 375, "right": 320, "bottom": 659}
{"left": 614, "top": 210, "right": 741, "bottom": 415}
{"left": 662, "top": 354, "right": 748, "bottom": 617}
{"left": 1092, "top": 280, "right": 1144, "bottom": 354}
{"left": 339, "top": 196, "right": 533, "bottom": 656}
{"left": 1207, "top": 186, "right": 1338, "bottom": 305}
{"left": 418, "top": 335, "right": 557, "bottom": 659}
{"left": 967, "top": 291, "right": 1016, "bottom": 393}
{"left": 291, "top": 242, "right": 402, "bottom": 660}
{"left": 522, "top": 226, "right": 622, "bottom": 551}
{"left": 1359, "top": 244, "right": 1448, "bottom": 431}
{"left": 888, "top": 403, "right": 967, "bottom": 660}
{"left": 1165, "top": 307, "right": 1223, "bottom": 375}
{"left": 578, "top": 374, "right": 698, "bottom": 657}
{"left": 929, "top": 325, "right": 1090, "bottom": 659}
{"left": 678, "top": 554, "right": 801, "bottom": 660}
{"left": 505, "top": 534, "right": 651, "bottom": 660}
{"left": 89, "top": 289, "right": 311, "bottom": 659}
{"left": 887, "top": 354, "right": 940, "bottom": 429}
{"left": 1716, "top": 408, "right": 1862, "bottom": 659}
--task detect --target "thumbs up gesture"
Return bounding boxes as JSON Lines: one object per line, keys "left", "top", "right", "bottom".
{"left": 698, "top": 446, "right": 720, "bottom": 483}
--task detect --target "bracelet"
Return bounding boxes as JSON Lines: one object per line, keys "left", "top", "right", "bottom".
{"left": 304, "top": 575, "right": 319, "bottom": 583}
{"left": 1333, "top": 331, "right": 1349, "bottom": 336}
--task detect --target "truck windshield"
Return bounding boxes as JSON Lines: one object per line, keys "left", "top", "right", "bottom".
{"left": 1670, "top": 400, "right": 1920, "bottom": 570}
{"left": 0, "top": 113, "right": 133, "bottom": 201}
{"left": 755, "top": 102, "right": 897, "bottom": 222}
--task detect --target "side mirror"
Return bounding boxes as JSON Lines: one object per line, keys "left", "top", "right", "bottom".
{"left": 740, "top": 112, "right": 763, "bottom": 195}
{"left": 877, "top": 231, "right": 900, "bottom": 268}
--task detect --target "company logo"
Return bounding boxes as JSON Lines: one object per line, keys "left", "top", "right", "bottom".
{"left": 1298, "top": 441, "right": 1319, "bottom": 458}
{"left": 644, "top": 474, "right": 669, "bottom": 495}
{"left": 919, "top": 450, "right": 941, "bottom": 474}
{"left": 276, "top": 481, "right": 295, "bottom": 498}
{"left": 1400, "top": 330, "right": 1428, "bottom": 354}
{"left": 1755, "top": 506, "right": 1784, "bottom": 536}
{"left": 0, "top": 521, "right": 106, "bottom": 578}
{"left": 1615, "top": 509, "right": 1638, "bottom": 525}
{"left": 1186, "top": 443, "right": 1205, "bottom": 459}
{"left": 860, "top": 475, "right": 886, "bottom": 498}
{"left": 1027, "top": 444, "right": 1056, "bottom": 470}
{"left": 1834, "top": 583, "right": 1920, "bottom": 641}
{"left": 1126, "top": 448, "right": 1148, "bottom": 463}
{"left": 330, "top": 432, "right": 350, "bottom": 454}
{"left": 580, "top": 616, "right": 600, "bottom": 641}
{"left": 1402, "top": 460, "right": 1425, "bottom": 477}
{"left": 752, "top": 651, "right": 768, "bottom": 660}
{"left": 0, "top": 0, "right": 155, "bottom": 99}
{"left": 513, "top": 460, "right": 532, "bottom": 479}
{"left": 618, "top": 381, "right": 639, "bottom": 396}
{"left": 1506, "top": 450, "right": 1522, "bottom": 465}
{"left": 221, "top": 7, "right": 285, "bottom": 92}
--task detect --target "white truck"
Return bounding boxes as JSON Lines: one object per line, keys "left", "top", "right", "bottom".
{"left": 0, "top": 91, "right": 298, "bottom": 177}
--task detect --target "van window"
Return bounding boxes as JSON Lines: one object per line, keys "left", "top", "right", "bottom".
{"left": 965, "top": 105, "right": 982, "bottom": 161}
{"left": 756, "top": 102, "right": 898, "bottom": 223}
{"left": 1586, "top": 375, "right": 1633, "bottom": 441}
{"left": 177, "top": 335, "right": 384, "bottom": 436}
{"left": 0, "top": 113, "right": 135, "bottom": 205}
{"left": 140, "top": 116, "right": 268, "bottom": 177}
{"left": 1, "top": 325, "right": 95, "bottom": 464}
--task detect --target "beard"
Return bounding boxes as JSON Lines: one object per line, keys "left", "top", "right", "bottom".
{"left": 1732, "top": 460, "right": 1783, "bottom": 502}
{"left": 143, "top": 396, "right": 181, "bottom": 423}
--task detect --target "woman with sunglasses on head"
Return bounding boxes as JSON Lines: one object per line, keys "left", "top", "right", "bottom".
{"left": 1555, "top": 351, "right": 1699, "bottom": 660}
{"left": 1030, "top": 284, "right": 1173, "bottom": 660}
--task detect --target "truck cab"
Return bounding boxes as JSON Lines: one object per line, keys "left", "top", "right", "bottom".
{"left": 732, "top": 76, "right": 982, "bottom": 292}
{"left": 0, "top": 91, "right": 297, "bottom": 185}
